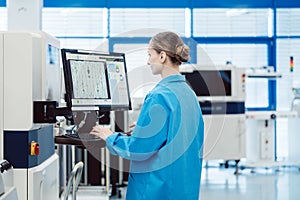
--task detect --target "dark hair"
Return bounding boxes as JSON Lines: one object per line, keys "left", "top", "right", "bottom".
{"left": 150, "top": 31, "right": 190, "bottom": 65}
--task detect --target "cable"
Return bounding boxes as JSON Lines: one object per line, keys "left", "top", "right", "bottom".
{"left": 75, "top": 111, "right": 89, "bottom": 133}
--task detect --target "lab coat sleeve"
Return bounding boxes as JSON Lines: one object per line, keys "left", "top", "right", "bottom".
{"left": 105, "top": 93, "right": 169, "bottom": 161}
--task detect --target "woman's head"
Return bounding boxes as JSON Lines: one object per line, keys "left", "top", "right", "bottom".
{"left": 149, "top": 31, "right": 190, "bottom": 66}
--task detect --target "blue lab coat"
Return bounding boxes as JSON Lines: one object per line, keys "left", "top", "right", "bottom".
{"left": 106, "top": 74, "right": 204, "bottom": 200}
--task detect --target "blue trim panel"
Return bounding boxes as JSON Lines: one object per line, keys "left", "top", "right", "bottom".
{"left": 0, "top": 0, "right": 5, "bottom": 7}
{"left": 109, "top": 37, "right": 151, "bottom": 52}
{"left": 184, "top": 38, "right": 197, "bottom": 64}
{"left": 200, "top": 101, "right": 245, "bottom": 115}
{"left": 190, "top": 0, "right": 274, "bottom": 8}
{"left": 4, "top": 125, "right": 55, "bottom": 168}
{"left": 269, "top": 14, "right": 277, "bottom": 110}
{"left": 40, "top": 0, "right": 300, "bottom": 8}
{"left": 57, "top": 36, "right": 106, "bottom": 39}
{"left": 275, "top": 0, "right": 300, "bottom": 8}
{"left": 246, "top": 107, "right": 273, "bottom": 111}
{"left": 268, "top": 80, "right": 277, "bottom": 110}
{"left": 107, "top": 0, "right": 190, "bottom": 8}
{"left": 44, "top": 0, "right": 189, "bottom": 8}
{"left": 44, "top": 0, "right": 106, "bottom": 8}
{"left": 276, "top": 36, "right": 300, "bottom": 39}
{"left": 193, "top": 37, "right": 272, "bottom": 44}
{"left": 109, "top": 37, "right": 152, "bottom": 44}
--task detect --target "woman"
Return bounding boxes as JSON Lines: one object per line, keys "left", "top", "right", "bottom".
{"left": 90, "top": 31, "right": 204, "bottom": 200}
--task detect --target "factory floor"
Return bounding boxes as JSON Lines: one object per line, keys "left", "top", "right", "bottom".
{"left": 71, "top": 161, "right": 300, "bottom": 200}
{"left": 200, "top": 161, "right": 300, "bottom": 200}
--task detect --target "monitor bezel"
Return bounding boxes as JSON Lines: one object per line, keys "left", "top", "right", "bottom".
{"left": 61, "top": 48, "right": 132, "bottom": 111}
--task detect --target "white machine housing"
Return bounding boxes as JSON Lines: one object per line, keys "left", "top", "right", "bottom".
{"left": 2, "top": 31, "right": 61, "bottom": 131}
{"left": 180, "top": 64, "right": 246, "bottom": 161}
{"left": 0, "top": 31, "right": 60, "bottom": 200}
{"left": 245, "top": 111, "right": 300, "bottom": 167}
{"left": 203, "top": 114, "right": 246, "bottom": 160}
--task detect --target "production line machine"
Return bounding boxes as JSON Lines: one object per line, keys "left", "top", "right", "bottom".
{"left": 238, "top": 67, "right": 300, "bottom": 170}
{"left": 244, "top": 110, "right": 300, "bottom": 168}
{"left": 0, "top": 31, "right": 62, "bottom": 200}
{"left": 0, "top": 31, "right": 132, "bottom": 199}
{"left": 180, "top": 64, "right": 246, "bottom": 173}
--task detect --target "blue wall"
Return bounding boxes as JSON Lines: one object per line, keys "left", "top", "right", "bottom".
{"left": 43, "top": 0, "right": 105, "bottom": 8}
{"left": 107, "top": 0, "right": 189, "bottom": 8}
{"left": 276, "top": 0, "right": 300, "bottom": 7}
{"left": 0, "top": 0, "right": 5, "bottom": 7}
{"left": 41, "top": 0, "right": 300, "bottom": 8}
{"left": 190, "top": 0, "right": 274, "bottom": 8}
{"left": 1, "top": 0, "right": 300, "bottom": 8}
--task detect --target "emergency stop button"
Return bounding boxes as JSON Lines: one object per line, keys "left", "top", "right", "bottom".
{"left": 30, "top": 142, "right": 40, "bottom": 155}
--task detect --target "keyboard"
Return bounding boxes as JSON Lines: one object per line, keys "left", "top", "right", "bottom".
{"left": 63, "top": 133, "right": 100, "bottom": 140}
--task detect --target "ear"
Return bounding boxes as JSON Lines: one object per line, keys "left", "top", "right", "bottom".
{"left": 159, "top": 51, "right": 167, "bottom": 63}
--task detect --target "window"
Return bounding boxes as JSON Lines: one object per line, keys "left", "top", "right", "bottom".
{"left": 0, "top": 7, "right": 7, "bottom": 30}
{"left": 42, "top": 8, "right": 106, "bottom": 37}
{"left": 109, "top": 8, "right": 189, "bottom": 99}
{"left": 275, "top": 9, "right": 300, "bottom": 160}
{"left": 193, "top": 9, "right": 272, "bottom": 37}
{"left": 277, "top": 9, "right": 300, "bottom": 36}
{"left": 59, "top": 38, "right": 108, "bottom": 51}
{"left": 113, "top": 43, "right": 161, "bottom": 99}
{"left": 110, "top": 9, "right": 187, "bottom": 37}
{"left": 276, "top": 39, "right": 300, "bottom": 110}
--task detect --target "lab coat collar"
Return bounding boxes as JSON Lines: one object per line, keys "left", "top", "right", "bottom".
{"left": 158, "top": 74, "right": 186, "bottom": 85}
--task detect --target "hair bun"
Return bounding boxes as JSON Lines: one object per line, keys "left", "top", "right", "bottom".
{"left": 150, "top": 31, "right": 191, "bottom": 65}
{"left": 175, "top": 45, "right": 190, "bottom": 63}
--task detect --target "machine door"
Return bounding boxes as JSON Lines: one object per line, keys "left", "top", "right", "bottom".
{"left": 203, "top": 114, "right": 246, "bottom": 160}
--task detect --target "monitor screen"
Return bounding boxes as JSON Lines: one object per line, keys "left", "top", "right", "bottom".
{"left": 61, "top": 48, "right": 131, "bottom": 111}
{"left": 182, "top": 70, "right": 232, "bottom": 96}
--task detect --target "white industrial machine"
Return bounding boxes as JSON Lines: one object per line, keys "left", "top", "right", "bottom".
{"left": 245, "top": 111, "right": 300, "bottom": 168}
{"left": 0, "top": 31, "right": 60, "bottom": 200}
{"left": 242, "top": 67, "right": 300, "bottom": 169}
{"left": 289, "top": 88, "right": 300, "bottom": 166}
{"left": 180, "top": 64, "right": 246, "bottom": 171}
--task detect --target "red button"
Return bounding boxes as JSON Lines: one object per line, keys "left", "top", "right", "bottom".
{"left": 35, "top": 144, "right": 40, "bottom": 155}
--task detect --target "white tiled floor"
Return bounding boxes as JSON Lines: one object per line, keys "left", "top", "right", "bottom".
{"left": 61, "top": 186, "right": 109, "bottom": 200}
{"left": 201, "top": 164, "right": 300, "bottom": 200}
{"left": 68, "top": 164, "right": 300, "bottom": 200}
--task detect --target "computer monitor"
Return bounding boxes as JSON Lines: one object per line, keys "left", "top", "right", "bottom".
{"left": 182, "top": 70, "right": 232, "bottom": 97}
{"left": 61, "top": 48, "right": 131, "bottom": 111}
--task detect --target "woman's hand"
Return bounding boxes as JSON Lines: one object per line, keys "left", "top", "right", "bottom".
{"left": 90, "top": 125, "right": 113, "bottom": 141}
{"left": 124, "top": 122, "right": 136, "bottom": 136}
{"left": 129, "top": 122, "right": 136, "bottom": 129}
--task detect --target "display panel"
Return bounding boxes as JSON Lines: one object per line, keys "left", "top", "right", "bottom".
{"left": 46, "top": 44, "right": 61, "bottom": 102}
{"left": 182, "top": 70, "right": 232, "bottom": 96}
{"left": 61, "top": 48, "right": 131, "bottom": 111}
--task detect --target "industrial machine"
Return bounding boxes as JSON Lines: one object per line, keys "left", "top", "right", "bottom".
{"left": 241, "top": 67, "right": 300, "bottom": 169}
{"left": 180, "top": 64, "right": 246, "bottom": 171}
{"left": 288, "top": 88, "right": 300, "bottom": 166}
{"left": 0, "top": 31, "right": 60, "bottom": 200}
{"left": 245, "top": 111, "right": 299, "bottom": 168}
